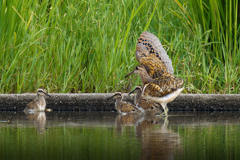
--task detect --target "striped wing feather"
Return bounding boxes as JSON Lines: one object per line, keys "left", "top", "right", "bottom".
{"left": 135, "top": 31, "right": 174, "bottom": 77}
{"left": 139, "top": 54, "right": 173, "bottom": 79}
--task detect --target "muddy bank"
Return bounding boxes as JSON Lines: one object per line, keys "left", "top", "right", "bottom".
{"left": 0, "top": 93, "right": 240, "bottom": 111}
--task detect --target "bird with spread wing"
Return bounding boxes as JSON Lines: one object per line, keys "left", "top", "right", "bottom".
{"left": 125, "top": 31, "right": 184, "bottom": 116}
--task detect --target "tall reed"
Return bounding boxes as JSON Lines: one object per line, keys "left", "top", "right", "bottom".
{"left": 0, "top": 0, "right": 239, "bottom": 93}
{"left": 169, "top": 0, "right": 240, "bottom": 93}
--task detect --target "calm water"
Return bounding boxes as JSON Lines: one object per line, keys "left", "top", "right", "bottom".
{"left": 1, "top": 111, "right": 240, "bottom": 160}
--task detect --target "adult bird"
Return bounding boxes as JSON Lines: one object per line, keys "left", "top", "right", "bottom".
{"left": 143, "top": 75, "right": 184, "bottom": 116}
{"left": 125, "top": 31, "right": 184, "bottom": 116}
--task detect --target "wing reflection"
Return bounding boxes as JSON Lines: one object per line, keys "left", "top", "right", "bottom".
{"left": 115, "top": 114, "right": 182, "bottom": 160}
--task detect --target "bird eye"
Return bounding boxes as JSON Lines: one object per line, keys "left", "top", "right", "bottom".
{"left": 135, "top": 67, "right": 138, "bottom": 70}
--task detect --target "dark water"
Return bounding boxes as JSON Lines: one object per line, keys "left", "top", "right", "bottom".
{"left": 1, "top": 111, "right": 240, "bottom": 160}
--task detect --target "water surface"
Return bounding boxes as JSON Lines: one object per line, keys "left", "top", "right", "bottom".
{"left": 0, "top": 111, "right": 240, "bottom": 160}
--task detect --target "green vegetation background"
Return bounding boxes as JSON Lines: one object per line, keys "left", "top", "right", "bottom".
{"left": 1, "top": 0, "right": 239, "bottom": 93}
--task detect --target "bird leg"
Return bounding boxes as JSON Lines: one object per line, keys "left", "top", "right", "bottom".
{"left": 160, "top": 103, "right": 168, "bottom": 117}
{"left": 165, "top": 105, "right": 169, "bottom": 113}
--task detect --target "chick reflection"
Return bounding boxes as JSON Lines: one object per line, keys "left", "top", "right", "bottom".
{"left": 115, "top": 115, "right": 182, "bottom": 160}
{"left": 115, "top": 114, "right": 143, "bottom": 133}
{"left": 24, "top": 112, "right": 46, "bottom": 134}
{"left": 135, "top": 115, "right": 165, "bottom": 138}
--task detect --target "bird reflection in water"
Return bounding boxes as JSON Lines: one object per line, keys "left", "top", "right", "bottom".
{"left": 24, "top": 112, "right": 46, "bottom": 134}
{"left": 115, "top": 114, "right": 143, "bottom": 133}
{"left": 115, "top": 114, "right": 182, "bottom": 160}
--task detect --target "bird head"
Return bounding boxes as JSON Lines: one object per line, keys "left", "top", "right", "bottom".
{"left": 124, "top": 65, "right": 148, "bottom": 78}
{"left": 128, "top": 85, "right": 142, "bottom": 96}
{"left": 107, "top": 92, "right": 122, "bottom": 100}
{"left": 37, "top": 88, "right": 51, "bottom": 97}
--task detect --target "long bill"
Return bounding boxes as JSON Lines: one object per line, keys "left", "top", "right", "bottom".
{"left": 107, "top": 94, "right": 116, "bottom": 100}
{"left": 124, "top": 70, "right": 135, "bottom": 78}
{"left": 128, "top": 88, "right": 136, "bottom": 96}
{"left": 44, "top": 92, "right": 52, "bottom": 98}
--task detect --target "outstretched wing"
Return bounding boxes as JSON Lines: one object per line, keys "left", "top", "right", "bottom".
{"left": 135, "top": 31, "right": 174, "bottom": 78}
{"left": 139, "top": 54, "right": 173, "bottom": 79}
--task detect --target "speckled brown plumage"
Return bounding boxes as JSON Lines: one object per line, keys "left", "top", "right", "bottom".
{"left": 138, "top": 54, "right": 173, "bottom": 79}
{"left": 135, "top": 31, "right": 174, "bottom": 77}
{"left": 129, "top": 85, "right": 162, "bottom": 115}
{"left": 137, "top": 98, "right": 160, "bottom": 110}
{"left": 107, "top": 92, "right": 141, "bottom": 115}
{"left": 125, "top": 31, "right": 174, "bottom": 85}
{"left": 142, "top": 76, "right": 184, "bottom": 116}
{"left": 143, "top": 77, "right": 184, "bottom": 97}
{"left": 120, "top": 101, "right": 138, "bottom": 113}
{"left": 138, "top": 99, "right": 162, "bottom": 115}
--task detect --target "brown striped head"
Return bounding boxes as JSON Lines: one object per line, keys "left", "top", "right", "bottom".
{"left": 128, "top": 85, "right": 142, "bottom": 96}
{"left": 37, "top": 88, "right": 51, "bottom": 97}
{"left": 107, "top": 92, "right": 122, "bottom": 100}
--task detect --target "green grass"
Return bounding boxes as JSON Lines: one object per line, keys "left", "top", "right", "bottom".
{"left": 0, "top": 0, "right": 239, "bottom": 93}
